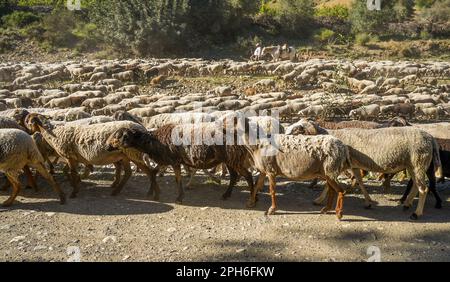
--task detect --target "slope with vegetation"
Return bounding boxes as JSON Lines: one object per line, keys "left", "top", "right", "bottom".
{"left": 0, "top": 0, "right": 449, "bottom": 60}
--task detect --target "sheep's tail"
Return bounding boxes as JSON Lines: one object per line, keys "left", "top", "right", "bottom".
{"left": 432, "top": 138, "right": 443, "bottom": 179}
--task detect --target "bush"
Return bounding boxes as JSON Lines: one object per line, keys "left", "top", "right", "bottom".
{"left": 420, "top": 30, "right": 432, "bottom": 39}
{"left": 314, "top": 28, "right": 335, "bottom": 43}
{"left": 399, "top": 45, "right": 421, "bottom": 57}
{"left": 0, "top": 0, "right": 14, "bottom": 18}
{"left": 2, "top": 11, "right": 40, "bottom": 28}
{"left": 41, "top": 9, "right": 78, "bottom": 47}
{"left": 355, "top": 33, "right": 371, "bottom": 46}
{"left": 349, "top": 0, "right": 413, "bottom": 35}
{"left": 315, "top": 4, "right": 349, "bottom": 19}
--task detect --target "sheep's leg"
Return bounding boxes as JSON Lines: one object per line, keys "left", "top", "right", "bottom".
{"left": 220, "top": 163, "right": 228, "bottom": 178}
{"left": 400, "top": 179, "right": 413, "bottom": 204}
{"left": 308, "top": 178, "right": 318, "bottom": 189}
{"left": 320, "top": 183, "right": 335, "bottom": 214}
{"left": 351, "top": 168, "right": 374, "bottom": 209}
{"left": 426, "top": 164, "right": 442, "bottom": 209}
{"left": 2, "top": 172, "right": 21, "bottom": 207}
{"left": 111, "top": 161, "right": 131, "bottom": 196}
{"left": 33, "top": 162, "right": 66, "bottom": 205}
{"left": 110, "top": 162, "right": 123, "bottom": 189}
{"left": 313, "top": 186, "right": 328, "bottom": 206}
{"left": 68, "top": 160, "right": 81, "bottom": 198}
{"left": 81, "top": 164, "right": 94, "bottom": 179}
{"left": 23, "top": 165, "right": 37, "bottom": 191}
{"left": 0, "top": 175, "right": 9, "bottom": 191}
{"left": 247, "top": 172, "right": 265, "bottom": 208}
{"left": 185, "top": 169, "right": 197, "bottom": 190}
{"left": 266, "top": 174, "right": 277, "bottom": 215}
{"left": 222, "top": 167, "right": 238, "bottom": 200}
{"left": 326, "top": 177, "right": 345, "bottom": 220}
{"left": 410, "top": 171, "right": 429, "bottom": 220}
{"left": 173, "top": 165, "right": 184, "bottom": 204}
{"left": 239, "top": 167, "right": 255, "bottom": 197}
{"left": 133, "top": 161, "right": 160, "bottom": 201}
{"left": 381, "top": 173, "right": 393, "bottom": 194}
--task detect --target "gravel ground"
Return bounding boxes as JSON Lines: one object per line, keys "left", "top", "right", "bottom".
{"left": 0, "top": 167, "right": 449, "bottom": 262}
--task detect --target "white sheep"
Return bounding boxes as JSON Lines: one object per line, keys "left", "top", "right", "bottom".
{"left": 285, "top": 119, "right": 442, "bottom": 219}
{"left": 0, "top": 129, "right": 66, "bottom": 206}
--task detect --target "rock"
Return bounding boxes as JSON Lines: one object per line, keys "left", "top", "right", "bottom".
{"left": 122, "top": 255, "right": 130, "bottom": 261}
{"left": 10, "top": 235, "right": 26, "bottom": 243}
{"left": 33, "top": 245, "right": 47, "bottom": 251}
{"left": 45, "top": 212, "right": 56, "bottom": 217}
{"left": 102, "top": 236, "right": 117, "bottom": 244}
{"left": 167, "top": 227, "right": 176, "bottom": 233}
{"left": 200, "top": 207, "right": 209, "bottom": 211}
{"left": 236, "top": 248, "right": 246, "bottom": 253}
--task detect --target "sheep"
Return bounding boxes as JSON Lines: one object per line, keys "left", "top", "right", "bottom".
{"left": 349, "top": 104, "right": 380, "bottom": 120}
{"left": 81, "top": 98, "right": 106, "bottom": 110}
{"left": 0, "top": 129, "right": 66, "bottom": 206}
{"left": 106, "top": 122, "right": 254, "bottom": 203}
{"left": 150, "top": 75, "right": 167, "bottom": 86}
{"left": 113, "top": 110, "right": 143, "bottom": 125}
{"left": 298, "top": 105, "right": 324, "bottom": 117}
{"left": 285, "top": 119, "right": 442, "bottom": 219}
{"left": 238, "top": 119, "right": 350, "bottom": 219}
{"left": 92, "top": 105, "right": 126, "bottom": 116}
{"left": 142, "top": 113, "right": 215, "bottom": 129}
{"left": 26, "top": 115, "right": 153, "bottom": 199}
{"left": 90, "top": 72, "right": 107, "bottom": 82}
{"left": 112, "top": 70, "right": 135, "bottom": 82}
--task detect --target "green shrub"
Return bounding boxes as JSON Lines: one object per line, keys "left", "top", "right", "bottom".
{"left": 2, "top": 11, "right": 40, "bottom": 28}
{"left": 314, "top": 28, "right": 335, "bottom": 43}
{"left": 315, "top": 5, "right": 349, "bottom": 19}
{"left": 420, "top": 30, "right": 432, "bottom": 39}
{"left": 41, "top": 9, "right": 78, "bottom": 48}
{"left": 355, "top": 33, "right": 371, "bottom": 46}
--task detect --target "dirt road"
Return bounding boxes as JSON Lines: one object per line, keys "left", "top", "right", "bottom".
{"left": 0, "top": 167, "right": 449, "bottom": 262}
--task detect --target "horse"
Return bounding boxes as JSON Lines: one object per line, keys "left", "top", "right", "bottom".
{"left": 261, "top": 45, "right": 296, "bottom": 62}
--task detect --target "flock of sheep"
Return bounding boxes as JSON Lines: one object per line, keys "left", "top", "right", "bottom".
{"left": 0, "top": 57, "right": 449, "bottom": 222}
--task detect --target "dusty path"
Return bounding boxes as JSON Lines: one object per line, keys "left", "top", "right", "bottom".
{"left": 0, "top": 167, "right": 449, "bottom": 262}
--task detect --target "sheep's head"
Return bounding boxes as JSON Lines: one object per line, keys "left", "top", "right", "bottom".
{"left": 286, "top": 119, "right": 320, "bottom": 136}
{"left": 106, "top": 128, "right": 141, "bottom": 151}
{"left": 12, "top": 108, "right": 29, "bottom": 126}
{"left": 25, "top": 113, "right": 46, "bottom": 134}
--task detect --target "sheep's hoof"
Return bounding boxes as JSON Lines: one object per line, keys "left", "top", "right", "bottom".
{"left": 153, "top": 195, "right": 160, "bottom": 201}
{"left": 69, "top": 193, "right": 77, "bottom": 199}
{"left": 312, "top": 200, "right": 322, "bottom": 206}
{"left": 364, "top": 204, "right": 372, "bottom": 209}
{"left": 435, "top": 202, "right": 442, "bottom": 209}
{"left": 336, "top": 211, "right": 343, "bottom": 221}
{"left": 320, "top": 207, "right": 330, "bottom": 214}
{"left": 402, "top": 205, "right": 410, "bottom": 211}
{"left": 25, "top": 185, "right": 33, "bottom": 190}
{"left": 410, "top": 213, "right": 419, "bottom": 220}
{"left": 246, "top": 200, "right": 256, "bottom": 208}
{"left": 111, "top": 190, "right": 120, "bottom": 197}
{"left": 265, "top": 207, "right": 276, "bottom": 216}
{"left": 175, "top": 196, "right": 183, "bottom": 204}
{"left": 221, "top": 193, "right": 231, "bottom": 200}
{"left": 59, "top": 194, "right": 66, "bottom": 205}
{"left": 2, "top": 200, "right": 13, "bottom": 207}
